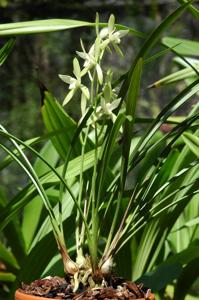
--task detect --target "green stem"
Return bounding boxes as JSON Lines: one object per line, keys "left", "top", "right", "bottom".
{"left": 91, "top": 122, "right": 99, "bottom": 270}
{"left": 89, "top": 68, "right": 101, "bottom": 270}
{"left": 79, "top": 196, "right": 88, "bottom": 246}
{"left": 102, "top": 188, "right": 122, "bottom": 259}
{"left": 76, "top": 126, "right": 90, "bottom": 256}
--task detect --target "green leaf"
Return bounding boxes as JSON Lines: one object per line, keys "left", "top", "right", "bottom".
{"left": 21, "top": 195, "right": 43, "bottom": 251}
{"left": 0, "top": 194, "right": 26, "bottom": 265}
{"left": 0, "top": 272, "right": 16, "bottom": 282}
{"left": 120, "top": 1, "right": 192, "bottom": 105}
{"left": 184, "top": 216, "right": 199, "bottom": 228}
{"left": 138, "top": 2, "right": 191, "bottom": 58}
{"left": 42, "top": 254, "right": 64, "bottom": 278}
{"left": 174, "top": 257, "right": 199, "bottom": 300}
{"left": 96, "top": 113, "right": 126, "bottom": 209}
{"left": 0, "top": 140, "right": 99, "bottom": 230}
{"left": 163, "top": 37, "right": 199, "bottom": 56}
{"left": 0, "top": 136, "right": 40, "bottom": 171}
{"left": 182, "top": 132, "right": 199, "bottom": 157}
{"left": 144, "top": 44, "right": 181, "bottom": 65}
{"left": 41, "top": 91, "right": 80, "bottom": 160}
{"left": 13, "top": 214, "right": 75, "bottom": 291}
{"left": 29, "top": 185, "right": 76, "bottom": 251}
{"left": 122, "top": 58, "right": 143, "bottom": 185}
{"left": 0, "top": 38, "right": 15, "bottom": 66}
{"left": 135, "top": 131, "right": 165, "bottom": 182}
{"left": 148, "top": 65, "right": 199, "bottom": 88}
{"left": 140, "top": 242, "right": 199, "bottom": 292}
{"left": 0, "top": 19, "right": 144, "bottom": 38}
{"left": 129, "top": 135, "right": 199, "bottom": 279}
{"left": 0, "top": 19, "right": 91, "bottom": 36}
{"left": 34, "top": 140, "right": 59, "bottom": 176}
{"left": 178, "top": 0, "right": 199, "bottom": 20}
{"left": 0, "top": 242, "right": 19, "bottom": 269}
{"left": 0, "top": 126, "right": 67, "bottom": 248}
{"left": 128, "top": 81, "right": 199, "bottom": 175}
{"left": 141, "top": 263, "right": 183, "bottom": 292}
{"left": 22, "top": 141, "right": 59, "bottom": 250}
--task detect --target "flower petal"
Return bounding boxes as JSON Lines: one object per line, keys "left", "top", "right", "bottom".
{"left": 81, "top": 67, "right": 89, "bottom": 77}
{"left": 81, "top": 92, "right": 87, "bottom": 116}
{"left": 69, "top": 80, "right": 77, "bottom": 89}
{"left": 76, "top": 51, "right": 87, "bottom": 60}
{"left": 88, "top": 70, "right": 93, "bottom": 82}
{"left": 59, "top": 74, "right": 74, "bottom": 84}
{"left": 109, "top": 98, "right": 121, "bottom": 111}
{"left": 89, "top": 44, "right": 95, "bottom": 56}
{"left": 81, "top": 85, "right": 90, "bottom": 99}
{"left": 95, "top": 12, "right": 99, "bottom": 35}
{"left": 118, "top": 30, "right": 129, "bottom": 38}
{"left": 99, "top": 27, "right": 109, "bottom": 39}
{"left": 96, "top": 63, "right": 103, "bottom": 85}
{"left": 101, "top": 97, "right": 109, "bottom": 115}
{"left": 103, "top": 82, "right": 112, "bottom": 101}
{"left": 110, "top": 32, "right": 120, "bottom": 44}
{"left": 112, "top": 43, "right": 124, "bottom": 56}
{"left": 100, "top": 39, "right": 110, "bottom": 50}
{"left": 73, "top": 58, "right": 81, "bottom": 80}
{"left": 94, "top": 36, "right": 101, "bottom": 59}
{"left": 80, "top": 39, "right": 86, "bottom": 52}
{"left": 108, "top": 14, "right": 115, "bottom": 33}
{"left": 110, "top": 113, "right": 117, "bottom": 123}
{"left": 63, "top": 89, "right": 75, "bottom": 106}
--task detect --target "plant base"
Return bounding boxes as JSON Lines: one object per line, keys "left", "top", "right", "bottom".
{"left": 15, "top": 289, "right": 155, "bottom": 300}
{"left": 15, "top": 276, "right": 155, "bottom": 300}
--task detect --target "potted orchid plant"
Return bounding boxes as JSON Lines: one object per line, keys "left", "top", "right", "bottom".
{"left": 15, "top": 15, "right": 153, "bottom": 299}
{"left": 0, "top": 2, "right": 199, "bottom": 299}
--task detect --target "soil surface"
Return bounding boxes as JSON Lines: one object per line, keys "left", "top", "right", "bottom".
{"left": 19, "top": 276, "right": 151, "bottom": 299}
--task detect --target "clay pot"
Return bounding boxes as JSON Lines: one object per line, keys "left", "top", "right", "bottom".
{"left": 15, "top": 289, "right": 155, "bottom": 300}
{"left": 15, "top": 290, "right": 51, "bottom": 300}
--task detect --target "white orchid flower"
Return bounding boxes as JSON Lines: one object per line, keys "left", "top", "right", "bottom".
{"left": 77, "top": 38, "right": 103, "bottom": 84}
{"left": 86, "top": 96, "right": 120, "bottom": 126}
{"left": 99, "top": 14, "right": 128, "bottom": 51}
{"left": 87, "top": 96, "right": 121, "bottom": 126}
{"left": 99, "top": 97, "right": 121, "bottom": 122}
{"left": 97, "top": 77, "right": 121, "bottom": 122}
{"left": 59, "top": 58, "right": 90, "bottom": 107}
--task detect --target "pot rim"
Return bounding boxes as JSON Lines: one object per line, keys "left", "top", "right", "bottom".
{"left": 15, "top": 289, "right": 52, "bottom": 300}
{"left": 15, "top": 289, "right": 155, "bottom": 300}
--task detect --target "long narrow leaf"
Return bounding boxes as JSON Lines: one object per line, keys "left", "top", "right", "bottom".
{"left": 119, "top": 1, "right": 192, "bottom": 99}
{"left": 182, "top": 132, "right": 199, "bottom": 157}
{"left": 0, "top": 38, "right": 15, "bottom": 65}
{"left": 162, "top": 36, "right": 199, "bottom": 56}
{"left": 0, "top": 19, "right": 144, "bottom": 38}
{"left": 122, "top": 58, "right": 143, "bottom": 186}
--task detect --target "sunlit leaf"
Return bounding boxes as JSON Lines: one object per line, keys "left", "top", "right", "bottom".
{"left": 163, "top": 37, "right": 199, "bottom": 56}
{"left": 182, "top": 132, "right": 199, "bottom": 157}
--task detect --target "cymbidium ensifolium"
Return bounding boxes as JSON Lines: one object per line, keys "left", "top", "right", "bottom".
{"left": 59, "top": 14, "right": 128, "bottom": 123}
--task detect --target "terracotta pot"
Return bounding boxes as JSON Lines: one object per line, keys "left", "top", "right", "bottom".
{"left": 15, "top": 289, "right": 155, "bottom": 300}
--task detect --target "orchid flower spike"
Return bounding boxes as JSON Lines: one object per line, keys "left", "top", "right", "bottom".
{"left": 99, "top": 14, "right": 128, "bottom": 54}
{"left": 77, "top": 38, "right": 103, "bottom": 85}
{"left": 59, "top": 58, "right": 90, "bottom": 109}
